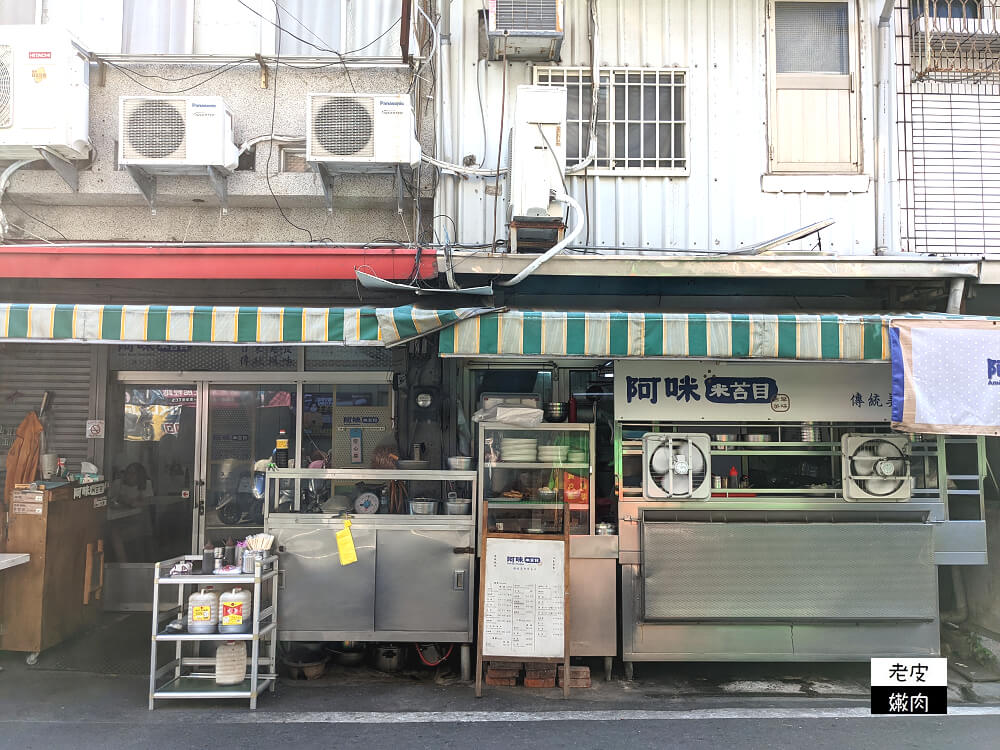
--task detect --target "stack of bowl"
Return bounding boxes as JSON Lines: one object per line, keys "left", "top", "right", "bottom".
{"left": 537, "top": 445, "right": 569, "bottom": 463}
{"left": 567, "top": 449, "right": 587, "bottom": 463}
{"left": 500, "top": 437, "right": 537, "bottom": 462}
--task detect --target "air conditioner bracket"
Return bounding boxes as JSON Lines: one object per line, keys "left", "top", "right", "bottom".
{"left": 314, "top": 162, "right": 337, "bottom": 214}
{"left": 206, "top": 166, "right": 229, "bottom": 216}
{"left": 125, "top": 166, "right": 157, "bottom": 216}
{"left": 37, "top": 148, "right": 80, "bottom": 192}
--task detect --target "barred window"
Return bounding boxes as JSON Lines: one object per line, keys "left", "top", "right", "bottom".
{"left": 534, "top": 67, "right": 688, "bottom": 174}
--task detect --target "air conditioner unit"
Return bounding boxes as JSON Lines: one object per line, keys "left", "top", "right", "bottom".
{"left": 306, "top": 93, "right": 420, "bottom": 170}
{"left": 642, "top": 433, "right": 712, "bottom": 500}
{"left": 118, "top": 96, "right": 238, "bottom": 174}
{"left": 0, "top": 25, "right": 90, "bottom": 160}
{"left": 487, "top": 0, "right": 564, "bottom": 61}
{"left": 509, "top": 85, "right": 566, "bottom": 222}
{"left": 841, "top": 434, "right": 911, "bottom": 502}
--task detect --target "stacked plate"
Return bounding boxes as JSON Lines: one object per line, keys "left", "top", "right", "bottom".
{"left": 500, "top": 437, "right": 537, "bottom": 462}
{"left": 567, "top": 450, "right": 587, "bottom": 464}
{"left": 537, "top": 445, "right": 570, "bottom": 463}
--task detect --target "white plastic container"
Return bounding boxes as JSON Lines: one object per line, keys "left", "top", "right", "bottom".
{"left": 218, "top": 587, "right": 253, "bottom": 634}
{"left": 187, "top": 588, "right": 219, "bottom": 634}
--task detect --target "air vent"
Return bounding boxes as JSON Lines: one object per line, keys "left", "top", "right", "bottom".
{"left": 310, "top": 96, "right": 374, "bottom": 158}
{"left": 122, "top": 99, "right": 186, "bottom": 160}
{"left": 494, "top": 0, "right": 560, "bottom": 31}
{"left": 0, "top": 45, "right": 12, "bottom": 129}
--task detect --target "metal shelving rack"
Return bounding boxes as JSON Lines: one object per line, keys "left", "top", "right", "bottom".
{"left": 148, "top": 554, "right": 279, "bottom": 710}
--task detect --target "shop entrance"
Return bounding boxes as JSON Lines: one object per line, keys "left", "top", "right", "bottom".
{"left": 102, "top": 371, "right": 391, "bottom": 610}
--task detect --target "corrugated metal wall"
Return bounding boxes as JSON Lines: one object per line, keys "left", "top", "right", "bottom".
{"left": 0, "top": 344, "right": 97, "bottom": 491}
{"left": 440, "top": 0, "right": 878, "bottom": 254}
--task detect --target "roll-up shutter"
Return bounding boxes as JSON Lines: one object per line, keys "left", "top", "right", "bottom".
{"left": 0, "top": 344, "right": 94, "bottom": 492}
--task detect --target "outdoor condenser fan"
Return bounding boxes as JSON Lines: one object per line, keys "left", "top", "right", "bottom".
{"left": 841, "top": 434, "right": 911, "bottom": 502}
{"left": 642, "top": 433, "right": 711, "bottom": 499}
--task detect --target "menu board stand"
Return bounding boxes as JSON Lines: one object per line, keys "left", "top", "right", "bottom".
{"left": 475, "top": 500, "right": 571, "bottom": 698}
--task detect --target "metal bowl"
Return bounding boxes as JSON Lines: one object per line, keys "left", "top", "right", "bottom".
{"left": 536, "top": 487, "right": 557, "bottom": 501}
{"left": 447, "top": 456, "right": 473, "bottom": 471}
{"left": 544, "top": 402, "right": 568, "bottom": 422}
{"left": 398, "top": 459, "right": 430, "bottom": 470}
{"left": 445, "top": 500, "right": 472, "bottom": 515}
{"left": 409, "top": 499, "right": 438, "bottom": 515}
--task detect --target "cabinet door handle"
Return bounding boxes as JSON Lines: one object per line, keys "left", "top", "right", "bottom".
{"left": 452, "top": 546, "right": 474, "bottom": 555}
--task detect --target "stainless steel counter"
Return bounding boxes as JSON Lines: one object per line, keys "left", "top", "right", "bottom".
{"left": 264, "top": 468, "right": 479, "bottom": 679}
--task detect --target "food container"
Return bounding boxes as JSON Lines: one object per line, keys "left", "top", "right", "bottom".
{"left": 596, "top": 522, "right": 616, "bottom": 535}
{"left": 409, "top": 499, "right": 438, "bottom": 515}
{"left": 218, "top": 587, "right": 252, "bottom": 634}
{"left": 536, "top": 487, "right": 557, "bottom": 501}
{"left": 186, "top": 588, "right": 219, "bottom": 634}
{"left": 743, "top": 433, "right": 772, "bottom": 443}
{"left": 447, "top": 456, "right": 473, "bottom": 471}
{"left": 445, "top": 499, "right": 472, "bottom": 515}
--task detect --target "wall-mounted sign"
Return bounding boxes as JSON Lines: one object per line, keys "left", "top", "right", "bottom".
{"left": 614, "top": 360, "right": 891, "bottom": 423}
{"left": 86, "top": 419, "right": 105, "bottom": 439}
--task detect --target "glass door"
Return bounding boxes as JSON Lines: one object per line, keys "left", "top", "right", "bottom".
{"left": 104, "top": 383, "right": 201, "bottom": 610}
{"left": 202, "top": 384, "right": 295, "bottom": 545}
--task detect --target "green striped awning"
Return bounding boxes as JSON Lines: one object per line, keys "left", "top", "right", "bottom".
{"left": 0, "top": 303, "right": 494, "bottom": 347}
{"left": 439, "top": 311, "right": 901, "bottom": 361}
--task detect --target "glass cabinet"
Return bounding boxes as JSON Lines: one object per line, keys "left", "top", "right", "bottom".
{"left": 477, "top": 422, "right": 595, "bottom": 537}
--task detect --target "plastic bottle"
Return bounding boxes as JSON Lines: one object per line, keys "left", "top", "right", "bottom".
{"left": 218, "top": 587, "right": 253, "bottom": 634}
{"left": 202, "top": 543, "right": 214, "bottom": 573}
{"left": 729, "top": 465, "right": 739, "bottom": 488}
{"left": 568, "top": 395, "right": 577, "bottom": 423}
{"left": 187, "top": 588, "right": 219, "bottom": 634}
{"left": 275, "top": 429, "right": 289, "bottom": 468}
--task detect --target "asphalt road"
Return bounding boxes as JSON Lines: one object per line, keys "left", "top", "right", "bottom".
{"left": 0, "top": 712, "right": 997, "bottom": 750}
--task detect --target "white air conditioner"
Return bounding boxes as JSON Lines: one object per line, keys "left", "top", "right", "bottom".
{"left": 306, "top": 93, "right": 420, "bottom": 170}
{"left": 118, "top": 96, "right": 238, "bottom": 174}
{"left": 642, "top": 433, "right": 712, "bottom": 500}
{"left": 841, "top": 434, "right": 911, "bottom": 502}
{"left": 487, "top": 0, "right": 564, "bottom": 61}
{"left": 0, "top": 25, "right": 90, "bottom": 160}
{"left": 509, "top": 85, "right": 566, "bottom": 222}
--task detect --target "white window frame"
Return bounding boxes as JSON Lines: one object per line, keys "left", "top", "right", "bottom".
{"left": 766, "top": 0, "right": 862, "bottom": 174}
{"left": 534, "top": 66, "right": 689, "bottom": 177}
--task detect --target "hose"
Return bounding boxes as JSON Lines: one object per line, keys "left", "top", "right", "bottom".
{"left": 415, "top": 643, "right": 454, "bottom": 667}
{"left": 498, "top": 191, "right": 585, "bottom": 286}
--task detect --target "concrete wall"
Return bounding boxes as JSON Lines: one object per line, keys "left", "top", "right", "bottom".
{"left": 4, "top": 62, "right": 432, "bottom": 243}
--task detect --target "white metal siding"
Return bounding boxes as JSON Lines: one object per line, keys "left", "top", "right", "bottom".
{"left": 0, "top": 344, "right": 95, "bottom": 490}
{"left": 441, "top": 0, "right": 877, "bottom": 254}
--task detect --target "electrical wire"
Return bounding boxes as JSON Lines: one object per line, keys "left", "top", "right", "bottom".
{"left": 2, "top": 194, "right": 68, "bottom": 241}
{"left": 415, "top": 643, "right": 453, "bottom": 667}
{"left": 103, "top": 59, "right": 247, "bottom": 94}
{"left": 475, "top": 59, "right": 489, "bottom": 167}
{"left": 102, "top": 59, "right": 255, "bottom": 81}
{"left": 265, "top": 1, "right": 313, "bottom": 241}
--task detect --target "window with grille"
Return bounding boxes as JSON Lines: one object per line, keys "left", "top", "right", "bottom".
{"left": 534, "top": 67, "right": 688, "bottom": 174}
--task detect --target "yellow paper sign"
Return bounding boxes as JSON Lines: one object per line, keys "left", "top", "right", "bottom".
{"left": 336, "top": 519, "right": 357, "bottom": 565}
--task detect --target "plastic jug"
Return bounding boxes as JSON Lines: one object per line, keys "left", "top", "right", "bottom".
{"left": 187, "top": 588, "right": 219, "bottom": 634}
{"left": 218, "top": 587, "right": 253, "bottom": 634}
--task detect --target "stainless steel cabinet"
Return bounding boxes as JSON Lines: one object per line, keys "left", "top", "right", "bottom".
{"left": 375, "top": 530, "right": 472, "bottom": 633}
{"left": 276, "top": 521, "right": 376, "bottom": 636}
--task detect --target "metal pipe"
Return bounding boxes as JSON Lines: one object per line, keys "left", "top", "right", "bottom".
{"left": 566, "top": 0, "right": 601, "bottom": 174}
{"left": 947, "top": 278, "right": 967, "bottom": 313}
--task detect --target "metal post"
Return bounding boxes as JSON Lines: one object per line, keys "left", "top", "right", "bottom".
{"left": 148, "top": 561, "right": 161, "bottom": 710}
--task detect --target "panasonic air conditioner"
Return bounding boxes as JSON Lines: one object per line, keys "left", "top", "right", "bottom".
{"left": 642, "top": 433, "right": 712, "bottom": 500}
{"left": 0, "top": 25, "right": 90, "bottom": 160}
{"left": 118, "top": 96, "right": 239, "bottom": 174}
{"left": 306, "top": 93, "right": 420, "bottom": 170}
{"left": 841, "top": 434, "right": 912, "bottom": 502}
{"left": 487, "top": 0, "right": 564, "bottom": 61}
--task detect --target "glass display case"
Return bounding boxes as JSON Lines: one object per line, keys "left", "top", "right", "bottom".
{"left": 477, "top": 422, "right": 595, "bottom": 537}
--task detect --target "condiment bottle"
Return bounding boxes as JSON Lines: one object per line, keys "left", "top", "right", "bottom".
{"left": 224, "top": 538, "right": 236, "bottom": 566}
{"left": 202, "top": 543, "right": 214, "bottom": 573}
{"left": 729, "top": 466, "right": 739, "bottom": 488}
{"left": 568, "top": 395, "right": 577, "bottom": 423}
{"left": 275, "top": 429, "right": 289, "bottom": 468}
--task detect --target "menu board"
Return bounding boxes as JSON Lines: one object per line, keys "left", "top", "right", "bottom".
{"left": 482, "top": 538, "right": 565, "bottom": 659}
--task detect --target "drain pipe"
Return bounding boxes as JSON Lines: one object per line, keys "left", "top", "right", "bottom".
{"left": 498, "top": 191, "right": 584, "bottom": 286}
{"left": 875, "top": 0, "right": 897, "bottom": 254}
{"left": 0, "top": 159, "right": 41, "bottom": 239}
{"left": 942, "top": 566, "right": 969, "bottom": 625}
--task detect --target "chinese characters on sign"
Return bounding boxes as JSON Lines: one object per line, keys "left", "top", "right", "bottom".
{"left": 870, "top": 658, "right": 946, "bottom": 715}
{"left": 625, "top": 375, "right": 774, "bottom": 405}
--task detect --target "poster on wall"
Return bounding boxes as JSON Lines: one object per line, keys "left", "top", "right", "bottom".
{"left": 614, "top": 360, "right": 892, "bottom": 423}
{"left": 481, "top": 538, "right": 565, "bottom": 660}
{"left": 891, "top": 319, "right": 1000, "bottom": 435}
